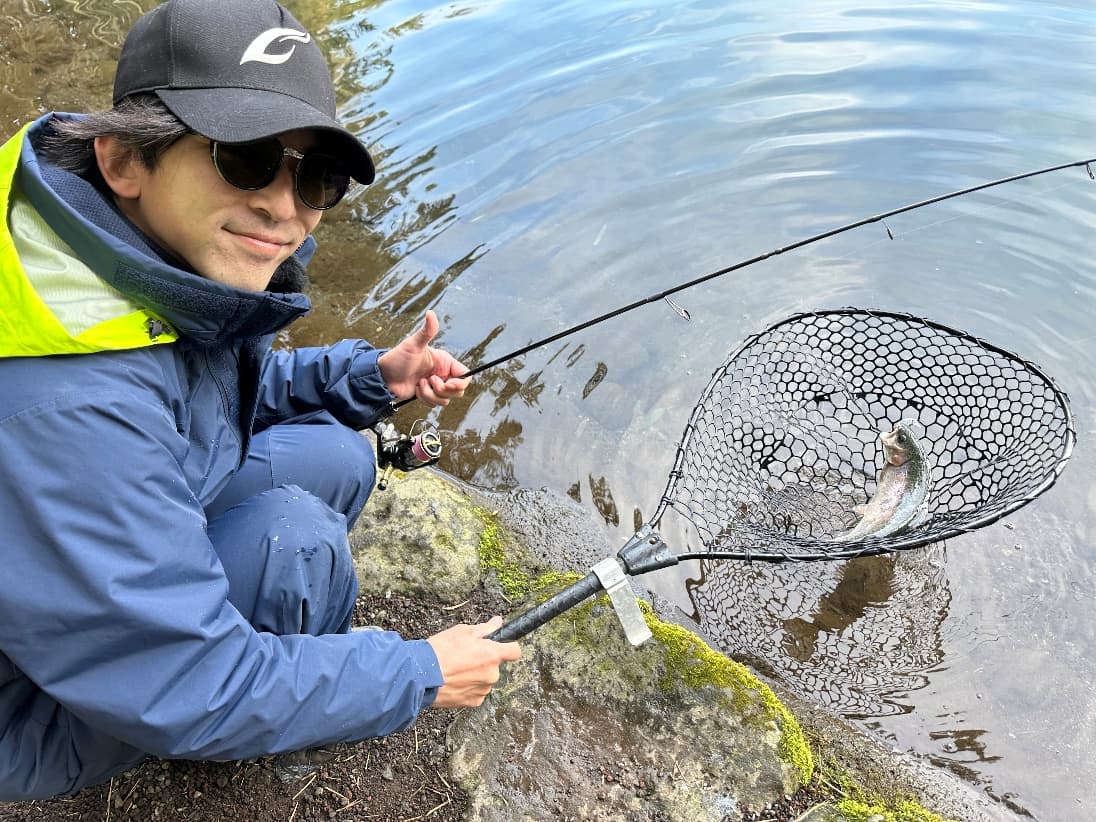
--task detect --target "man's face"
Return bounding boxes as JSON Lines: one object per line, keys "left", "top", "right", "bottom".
{"left": 107, "top": 130, "right": 325, "bottom": 291}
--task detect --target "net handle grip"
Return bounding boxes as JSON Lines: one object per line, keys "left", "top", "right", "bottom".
{"left": 486, "top": 527, "right": 678, "bottom": 643}
{"left": 487, "top": 572, "right": 602, "bottom": 642}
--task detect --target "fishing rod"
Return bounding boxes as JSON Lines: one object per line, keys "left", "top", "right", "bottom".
{"left": 455, "top": 156, "right": 1095, "bottom": 382}
{"left": 374, "top": 156, "right": 1094, "bottom": 480}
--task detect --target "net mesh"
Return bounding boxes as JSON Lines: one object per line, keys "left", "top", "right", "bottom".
{"left": 655, "top": 309, "right": 1075, "bottom": 561}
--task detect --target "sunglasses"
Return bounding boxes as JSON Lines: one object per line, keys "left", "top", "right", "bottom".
{"left": 209, "top": 138, "right": 351, "bottom": 210}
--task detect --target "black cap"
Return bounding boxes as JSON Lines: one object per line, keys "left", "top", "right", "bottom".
{"left": 113, "top": 0, "right": 375, "bottom": 184}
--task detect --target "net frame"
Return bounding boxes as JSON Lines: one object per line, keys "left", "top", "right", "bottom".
{"left": 655, "top": 308, "right": 1075, "bottom": 562}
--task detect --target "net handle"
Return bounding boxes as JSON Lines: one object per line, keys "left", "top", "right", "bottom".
{"left": 488, "top": 572, "right": 601, "bottom": 641}
{"left": 488, "top": 526, "right": 679, "bottom": 641}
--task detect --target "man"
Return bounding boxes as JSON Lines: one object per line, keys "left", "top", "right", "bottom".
{"left": 0, "top": 0, "right": 520, "bottom": 801}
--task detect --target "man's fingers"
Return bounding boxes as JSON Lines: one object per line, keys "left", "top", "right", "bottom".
{"left": 472, "top": 615, "right": 504, "bottom": 638}
{"left": 478, "top": 616, "right": 521, "bottom": 660}
{"left": 414, "top": 309, "right": 440, "bottom": 347}
{"left": 413, "top": 374, "right": 468, "bottom": 407}
{"left": 430, "top": 374, "right": 467, "bottom": 397}
{"left": 414, "top": 378, "right": 448, "bottom": 408}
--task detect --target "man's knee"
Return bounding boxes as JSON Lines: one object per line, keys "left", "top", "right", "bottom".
{"left": 268, "top": 417, "right": 376, "bottom": 527}
{"left": 314, "top": 423, "right": 376, "bottom": 525}
{"left": 208, "top": 486, "right": 358, "bottom": 635}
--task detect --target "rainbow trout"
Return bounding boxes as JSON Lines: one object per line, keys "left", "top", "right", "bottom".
{"left": 835, "top": 422, "right": 931, "bottom": 542}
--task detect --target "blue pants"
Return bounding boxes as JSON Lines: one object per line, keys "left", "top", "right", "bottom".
{"left": 204, "top": 411, "right": 375, "bottom": 635}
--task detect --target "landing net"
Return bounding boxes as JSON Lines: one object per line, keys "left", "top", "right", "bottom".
{"left": 656, "top": 309, "right": 1075, "bottom": 562}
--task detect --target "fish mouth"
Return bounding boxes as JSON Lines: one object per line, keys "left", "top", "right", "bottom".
{"left": 880, "top": 429, "right": 909, "bottom": 466}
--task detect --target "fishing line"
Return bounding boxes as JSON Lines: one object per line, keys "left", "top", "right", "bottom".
{"left": 432, "top": 156, "right": 1096, "bottom": 390}
{"left": 372, "top": 161, "right": 1086, "bottom": 643}
{"left": 839, "top": 176, "right": 1083, "bottom": 261}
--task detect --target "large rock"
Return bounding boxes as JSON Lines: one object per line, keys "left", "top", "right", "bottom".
{"left": 348, "top": 464, "right": 485, "bottom": 604}
{"left": 352, "top": 470, "right": 1000, "bottom": 822}
{"left": 447, "top": 588, "right": 812, "bottom": 822}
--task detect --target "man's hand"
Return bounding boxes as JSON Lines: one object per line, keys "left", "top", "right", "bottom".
{"left": 427, "top": 616, "right": 522, "bottom": 708}
{"left": 377, "top": 310, "right": 469, "bottom": 406}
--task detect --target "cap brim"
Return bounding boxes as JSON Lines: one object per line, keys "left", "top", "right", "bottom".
{"left": 157, "top": 87, "right": 376, "bottom": 184}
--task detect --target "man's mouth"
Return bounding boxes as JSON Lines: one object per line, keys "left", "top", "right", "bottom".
{"left": 227, "top": 228, "right": 293, "bottom": 255}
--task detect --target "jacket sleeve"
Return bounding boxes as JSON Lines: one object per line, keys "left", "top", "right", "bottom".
{"left": 255, "top": 339, "right": 397, "bottom": 430}
{"left": 0, "top": 389, "right": 443, "bottom": 760}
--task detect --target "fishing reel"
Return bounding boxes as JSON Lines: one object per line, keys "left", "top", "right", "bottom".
{"left": 371, "top": 419, "right": 443, "bottom": 490}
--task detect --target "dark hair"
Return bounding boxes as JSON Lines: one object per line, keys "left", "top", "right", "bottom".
{"left": 38, "top": 95, "right": 192, "bottom": 189}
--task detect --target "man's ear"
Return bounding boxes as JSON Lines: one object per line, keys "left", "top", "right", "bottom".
{"left": 93, "top": 136, "right": 142, "bottom": 200}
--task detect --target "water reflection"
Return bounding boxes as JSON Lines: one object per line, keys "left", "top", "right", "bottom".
{"left": 438, "top": 418, "right": 522, "bottom": 488}
{"left": 687, "top": 545, "right": 950, "bottom": 718}
{"left": 929, "top": 727, "right": 1002, "bottom": 765}
{"left": 0, "top": 1, "right": 145, "bottom": 129}
{"left": 919, "top": 722, "right": 1032, "bottom": 818}
{"left": 780, "top": 554, "right": 900, "bottom": 663}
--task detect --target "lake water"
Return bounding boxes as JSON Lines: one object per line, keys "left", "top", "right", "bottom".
{"left": 3, "top": 1, "right": 1095, "bottom": 819}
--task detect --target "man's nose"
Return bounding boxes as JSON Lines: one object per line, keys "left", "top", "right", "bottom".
{"left": 250, "top": 163, "right": 299, "bottom": 221}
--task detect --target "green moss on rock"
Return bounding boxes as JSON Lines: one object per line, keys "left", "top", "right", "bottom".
{"left": 835, "top": 798, "right": 950, "bottom": 822}
{"left": 820, "top": 756, "right": 953, "bottom": 822}
{"left": 533, "top": 570, "right": 584, "bottom": 592}
{"left": 640, "top": 602, "right": 814, "bottom": 785}
{"left": 474, "top": 507, "right": 532, "bottom": 600}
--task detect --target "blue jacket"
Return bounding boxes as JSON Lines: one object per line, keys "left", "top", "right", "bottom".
{"left": 0, "top": 115, "right": 443, "bottom": 798}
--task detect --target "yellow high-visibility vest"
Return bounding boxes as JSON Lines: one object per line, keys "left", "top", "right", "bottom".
{"left": 0, "top": 125, "right": 177, "bottom": 357}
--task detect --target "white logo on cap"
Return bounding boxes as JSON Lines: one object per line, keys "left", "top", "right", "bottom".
{"left": 240, "top": 28, "right": 312, "bottom": 65}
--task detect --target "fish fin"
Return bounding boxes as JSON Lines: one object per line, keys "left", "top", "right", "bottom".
{"left": 907, "top": 504, "right": 931, "bottom": 530}
{"left": 833, "top": 517, "right": 867, "bottom": 542}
